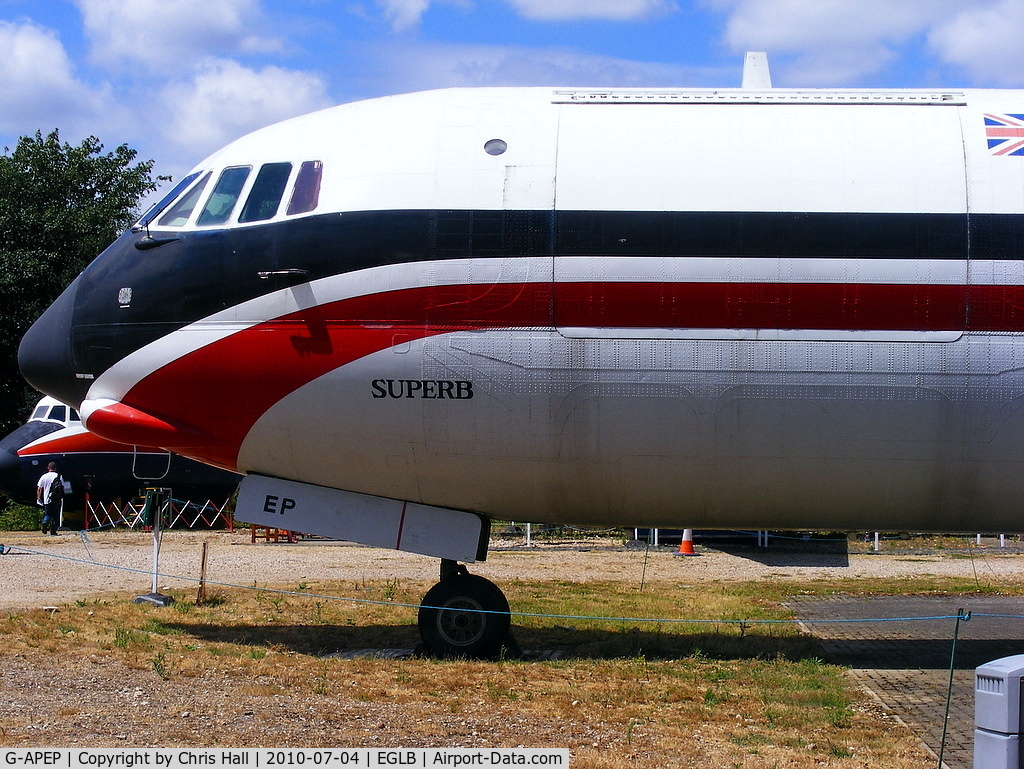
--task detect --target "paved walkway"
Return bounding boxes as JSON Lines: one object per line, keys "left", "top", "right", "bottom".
{"left": 787, "top": 596, "right": 1024, "bottom": 769}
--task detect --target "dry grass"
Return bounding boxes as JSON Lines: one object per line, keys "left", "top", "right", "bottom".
{"left": 2, "top": 573, "right": 1001, "bottom": 766}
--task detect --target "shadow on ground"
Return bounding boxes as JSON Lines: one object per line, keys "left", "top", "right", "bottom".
{"left": 165, "top": 620, "right": 821, "bottom": 661}
{"left": 704, "top": 545, "right": 851, "bottom": 567}
{"left": 805, "top": 637, "right": 1024, "bottom": 670}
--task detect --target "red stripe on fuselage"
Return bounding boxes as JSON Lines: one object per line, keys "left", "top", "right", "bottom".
{"left": 20, "top": 430, "right": 146, "bottom": 457}
{"left": 557, "top": 282, "right": 967, "bottom": 331}
{"left": 113, "top": 283, "right": 553, "bottom": 469}
{"left": 103, "top": 280, "right": 1024, "bottom": 471}
{"left": 556, "top": 282, "right": 1024, "bottom": 333}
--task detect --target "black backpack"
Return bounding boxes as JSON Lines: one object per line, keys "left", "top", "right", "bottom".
{"left": 50, "top": 474, "right": 65, "bottom": 502}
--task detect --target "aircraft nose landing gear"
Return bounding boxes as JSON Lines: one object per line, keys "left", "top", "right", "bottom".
{"left": 418, "top": 559, "right": 512, "bottom": 658}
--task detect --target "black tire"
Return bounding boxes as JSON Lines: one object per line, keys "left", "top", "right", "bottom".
{"left": 418, "top": 574, "right": 511, "bottom": 658}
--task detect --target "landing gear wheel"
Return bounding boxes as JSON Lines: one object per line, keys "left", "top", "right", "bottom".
{"left": 418, "top": 574, "right": 511, "bottom": 658}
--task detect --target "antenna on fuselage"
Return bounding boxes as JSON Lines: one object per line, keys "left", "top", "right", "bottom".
{"left": 742, "top": 51, "right": 772, "bottom": 89}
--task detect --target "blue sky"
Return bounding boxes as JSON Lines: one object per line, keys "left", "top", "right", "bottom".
{"left": 2, "top": 0, "right": 1023, "bottom": 196}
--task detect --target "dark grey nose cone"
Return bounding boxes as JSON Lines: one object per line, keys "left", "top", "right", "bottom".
{"left": 0, "top": 420, "right": 61, "bottom": 501}
{"left": 0, "top": 443, "right": 20, "bottom": 499}
{"left": 19, "top": 279, "right": 88, "bottom": 409}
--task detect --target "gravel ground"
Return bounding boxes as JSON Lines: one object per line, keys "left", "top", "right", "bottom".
{"left": 1, "top": 530, "right": 1022, "bottom": 609}
{"left": 1, "top": 529, "right": 1021, "bottom": 762}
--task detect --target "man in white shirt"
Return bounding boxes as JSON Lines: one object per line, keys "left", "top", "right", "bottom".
{"left": 36, "top": 462, "right": 62, "bottom": 535}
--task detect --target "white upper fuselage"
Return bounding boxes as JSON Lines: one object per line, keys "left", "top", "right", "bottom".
{"left": 187, "top": 87, "right": 1009, "bottom": 215}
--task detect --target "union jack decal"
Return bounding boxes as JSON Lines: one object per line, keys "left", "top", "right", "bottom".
{"left": 985, "top": 113, "right": 1024, "bottom": 156}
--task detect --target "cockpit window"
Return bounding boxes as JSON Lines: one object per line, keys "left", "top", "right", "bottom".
{"left": 28, "top": 400, "right": 79, "bottom": 424}
{"left": 158, "top": 171, "right": 211, "bottom": 227}
{"left": 239, "top": 162, "right": 292, "bottom": 223}
{"left": 286, "top": 161, "right": 322, "bottom": 216}
{"left": 136, "top": 171, "right": 202, "bottom": 229}
{"left": 197, "top": 166, "right": 251, "bottom": 226}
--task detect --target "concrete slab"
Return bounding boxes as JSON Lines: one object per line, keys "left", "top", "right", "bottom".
{"left": 787, "top": 596, "right": 1024, "bottom": 769}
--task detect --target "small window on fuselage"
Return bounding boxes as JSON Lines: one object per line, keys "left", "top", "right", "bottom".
{"left": 31, "top": 405, "right": 47, "bottom": 420}
{"left": 158, "top": 172, "right": 211, "bottom": 227}
{"left": 48, "top": 405, "right": 66, "bottom": 422}
{"left": 197, "top": 166, "right": 251, "bottom": 226}
{"left": 239, "top": 162, "right": 292, "bottom": 223}
{"left": 69, "top": 408, "right": 80, "bottom": 422}
{"left": 286, "top": 161, "right": 322, "bottom": 215}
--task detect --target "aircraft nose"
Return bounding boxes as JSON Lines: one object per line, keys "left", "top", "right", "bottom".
{"left": 0, "top": 444, "right": 19, "bottom": 498}
{"left": 19, "top": 279, "right": 88, "bottom": 408}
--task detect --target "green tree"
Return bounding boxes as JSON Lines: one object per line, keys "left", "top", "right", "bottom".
{"left": 0, "top": 130, "right": 159, "bottom": 435}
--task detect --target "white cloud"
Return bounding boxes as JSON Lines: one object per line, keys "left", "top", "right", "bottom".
{"left": 76, "top": 0, "right": 282, "bottom": 74}
{"left": 376, "top": 0, "right": 431, "bottom": 31}
{"left": 506, "top": 0, "right": 679, "bottom": 21}
{"left": 371, "top": 0, "right": 1023, "bottom": 86}
{"left": 157, "top": 59, "right": 332, "bottom": 159}
{"left": 705, "top": 0, "right": 963, "bottom": 85}
{"left": 928, "top": 0, "right": 1024, "bottom": 86}
{"left": 0, "top": 20, "right": 120, "bottom": 140}
{"left": 372, "top": 0, "right": 476, "bottom": 32}
{"left": 713, "top": 0, "right": 940, "bottom": 50}
{"left": 369, "top": 0, "right": 677, "bottom": 30}
{"left": 354, "top": 41, "right": 729, "bottom": 95}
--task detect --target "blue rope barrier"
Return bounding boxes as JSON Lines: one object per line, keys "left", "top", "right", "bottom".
{"left": 4, "top": 543, "right": 1022, "bottom": 626}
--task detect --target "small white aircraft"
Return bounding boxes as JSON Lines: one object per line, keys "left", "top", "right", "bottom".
{"left": 0, "top": 396, "right": 240, "bottom": 521}
{"left": 19, "top": 55, "right": 1024, "bottom": 655}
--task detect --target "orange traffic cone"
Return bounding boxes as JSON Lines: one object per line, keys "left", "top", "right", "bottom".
{"left": 674, "top": 528, "right": 699, "bottom": 556}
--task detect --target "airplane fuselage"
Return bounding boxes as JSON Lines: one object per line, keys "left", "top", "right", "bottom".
{"left": 19, "top": 87, "right": 1024, "bottom": 533}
